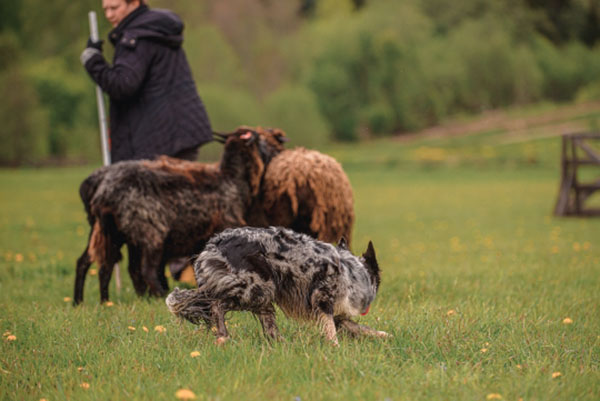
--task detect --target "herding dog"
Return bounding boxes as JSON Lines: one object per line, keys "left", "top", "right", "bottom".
{"left": 166, "top": 226, "right": 390, "bottom": 345}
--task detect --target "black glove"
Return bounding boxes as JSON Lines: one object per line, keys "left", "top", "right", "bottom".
{"left": 86, "top": 37, "right": 104, "bottom": 52}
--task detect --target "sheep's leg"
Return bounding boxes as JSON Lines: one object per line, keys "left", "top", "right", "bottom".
{"left": 141, "top": 248, "right": 167, "bottom": 297}
{"left": 99, "top": 239, "right": 122, "bottom": 303}
{"left": 256, "top": 306, "right": 281, "bottom": 341}
{"left": 211, "top": 302, "right": 229, "bottom": 345}
{"left": 335, "top": 317, "right": 390, "bottom": 339}
{"left": 157, "top": 260, "right": 169, "bottom": 293}
{"left": 127, "top": 244, "right": 146, "bottom": 296}
{"left": 74, "top": 245, "right": 92, "bottom": 305}
{"left": 99, "top": 262, "right": 115, "bottom": 303}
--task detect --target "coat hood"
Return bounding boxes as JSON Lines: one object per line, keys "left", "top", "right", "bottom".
{"left": 109, "top": 6, "right": 184, "bottom": 48}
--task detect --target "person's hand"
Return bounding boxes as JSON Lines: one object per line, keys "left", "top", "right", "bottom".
{"left": 86, "top": 38, "right": 104, "bottom": 52}
{"left": 81, "top": 38, "right": 104, "bottom": 67}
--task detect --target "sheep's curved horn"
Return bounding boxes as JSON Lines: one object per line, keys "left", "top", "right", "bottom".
{"left": 212, "top": 131, "right": 228, "bottom": 144}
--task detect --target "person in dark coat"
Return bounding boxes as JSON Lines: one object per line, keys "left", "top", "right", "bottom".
{"left": 80, "top": 0, "right": 212, "bottom": 162}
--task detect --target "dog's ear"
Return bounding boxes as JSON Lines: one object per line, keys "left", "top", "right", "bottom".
{"left": 336, "top": 237, "right": 348, "bottom": 250}
{"left": 362, "top": 241, "right": 381, "bottom": 288}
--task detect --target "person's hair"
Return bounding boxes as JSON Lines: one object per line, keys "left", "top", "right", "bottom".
{"left": 125, "top": 0, "right": 146, "bottom": 4}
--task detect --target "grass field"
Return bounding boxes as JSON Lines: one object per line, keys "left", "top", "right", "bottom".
{"left": 1, "top": 106, "right": 599, "bottom": 400}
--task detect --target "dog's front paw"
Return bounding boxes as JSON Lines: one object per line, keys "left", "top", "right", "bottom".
{"left": 375, "top": 330, "right": 392, "bottom": 338}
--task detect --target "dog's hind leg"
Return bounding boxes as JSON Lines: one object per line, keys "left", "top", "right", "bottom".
{"left": 256, "top": 306, "right": 281, "bottom": 341}
{"left": 335, "top": 318, "right": 391, "bottom": 339}
{"left": 210, "top": 302, "right": 229, "bottom": 345}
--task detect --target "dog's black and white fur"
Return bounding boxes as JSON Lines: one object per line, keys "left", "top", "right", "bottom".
{"left": 166, "top": 226, "right": 389, "bottom": 345}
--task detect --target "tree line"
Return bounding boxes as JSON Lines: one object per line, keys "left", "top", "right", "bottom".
{"left": 1, "top": 0, "right": 599, "bottom": 165}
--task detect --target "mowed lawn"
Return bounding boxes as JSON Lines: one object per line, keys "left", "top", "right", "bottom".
{"left": 1, "top": 126, "right": 599, "bottom": 400}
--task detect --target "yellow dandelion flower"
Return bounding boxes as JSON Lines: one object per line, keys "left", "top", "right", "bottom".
{"left": 3, "top": 331, "right": 11, "bottom": 337}
{"left": 6, "top": 335, "right": 16, "bottom": 341}
{"left": 551, "top": 245, "right": 559, "bottom": 254}
{"left": 480, "top": 348, "right": 488, "bottom": 353}
{"left": 562, "top": 317, "right": 573, "bottom": 325}
{"left": 572, "top": 242, "right": 581, "bottom": 252}
{"left": 63, "top": 297, "right": 72, "bottom": 303}
{"left": 516, "top": 364, "right": 523, "bottom": 370}
{"left": 40, "top": 398, "right": 48, "bottom": 401}
{"left": 80, "top": 382, "right": 90, "bottom": 389}
{"left": 104, "top": 301, "right": 114, "bottom": 307}
{"left": 56, "top": 251, "right": 64, "bottom": 260}
{"left": 142, "top": 326, "right": 149, "bottom": 333}
{"left": 77, "top": 367, "right": 84, "bottom": 372}
{"left": 128, "top": 326, "right": 136, "bottom": 331}
{"left": 447, "top": 309, "right": 456, "bottom": 316}
{"left": 175, "top": 389, "right": 196, "bottom": 400}
{"left": 15, "top": 253, "right": 24, "bottom": 263}
{"left": 583, "top": 241, "right": 591, "bottom": 251}
{"left": 486, "top": 393, "right": 502, "bottom": 400}
{"left": 190, "top": 351, "right": 201, "bottom": 358}
{"left": 154, "top": 325, "right": 166, "bottom": 333}
{"left": 89, "top": 269, "right": 98, "bottom": 276}
{"left": 552, "top": 372, "right": 562, "bottom": 379}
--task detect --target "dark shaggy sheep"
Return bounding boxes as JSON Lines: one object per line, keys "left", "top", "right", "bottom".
{"left": 73, "top": 128, "right": 286, "bottom": 305}
{"left": 247, "top": 146, "right": 355, "bottom": 247}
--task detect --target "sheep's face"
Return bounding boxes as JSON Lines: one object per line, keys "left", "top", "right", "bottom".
{"left": 214, "top": 126, "right": 287, "bottom": 166}
{"left": 216, "top": 128, "right": 270, "bottom": 196}
{"left": 255, "top": 127, "right": 288, "bottom": 164}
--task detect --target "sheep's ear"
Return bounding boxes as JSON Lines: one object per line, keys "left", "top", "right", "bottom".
{"left": 336, "top": 237, "right": 348, "bottom": 250}
{"left": 240, "top": 130, "right": 257, "bottom": 145}
{"left": 273, "top": 129, "right": 289, "bottom": 144}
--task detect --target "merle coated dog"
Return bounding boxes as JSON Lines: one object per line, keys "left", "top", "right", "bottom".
{"left": 166, "top": 226, "right": 389, "bottom": 345}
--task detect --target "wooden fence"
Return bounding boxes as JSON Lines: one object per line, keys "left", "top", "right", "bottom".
{"left": 554, "top": 133, "right": 600, "bottom": 216}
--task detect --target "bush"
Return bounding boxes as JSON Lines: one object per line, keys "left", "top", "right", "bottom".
{"left": 263, "top": 85, "right": 331, "bottom": 148}
{"left": 27, "top": 58, "right": 96, "bottom": 158}
{"left": 184, "top": 25, "right": 246, "bottom": 88}
{"left": 0, "top": 67, "right": 50, "bottom": 165}
{"left": 532, "top": 37, "right": 600, "bottom": 101}
{"left": 200, "top": 84, "right": 266, "bottom": 132}
{"left": 309, "top": 61, "right": 359, "bottom": 141}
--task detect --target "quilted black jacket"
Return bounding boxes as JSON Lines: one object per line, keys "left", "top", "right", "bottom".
{"left": 83, "top": 5, "right": 212, "bottom": 162}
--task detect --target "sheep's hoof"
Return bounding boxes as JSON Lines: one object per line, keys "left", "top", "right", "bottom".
{"left": 215, "top": 336, "right": 229, "bottom": 346}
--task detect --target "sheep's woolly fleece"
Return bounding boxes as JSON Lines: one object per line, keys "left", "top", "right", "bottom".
{"left": 262, "top": 147, "right": 355, "bottom": 246}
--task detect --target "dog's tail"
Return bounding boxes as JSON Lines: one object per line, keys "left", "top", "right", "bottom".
{"left": 166, "top": 287, "right": 213, "bottom": 326}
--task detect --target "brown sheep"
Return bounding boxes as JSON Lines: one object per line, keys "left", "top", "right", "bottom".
{"left": 247, "top": 146, "right": 355, "bottom": 247}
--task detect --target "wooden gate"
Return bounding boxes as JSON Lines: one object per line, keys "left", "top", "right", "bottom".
{"left": 554, "top": 133, "right": 600, "bottom": 216}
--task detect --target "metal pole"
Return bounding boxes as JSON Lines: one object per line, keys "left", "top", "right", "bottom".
{"left": 88, "top": 11, "right": 121, "bottom": 292}
{"left": 88, "top": 11, "right": 111, "bottom": 166}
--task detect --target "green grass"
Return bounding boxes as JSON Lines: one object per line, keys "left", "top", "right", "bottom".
{"left": 1, "top": 116, "right": 600, "bottom": 400}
